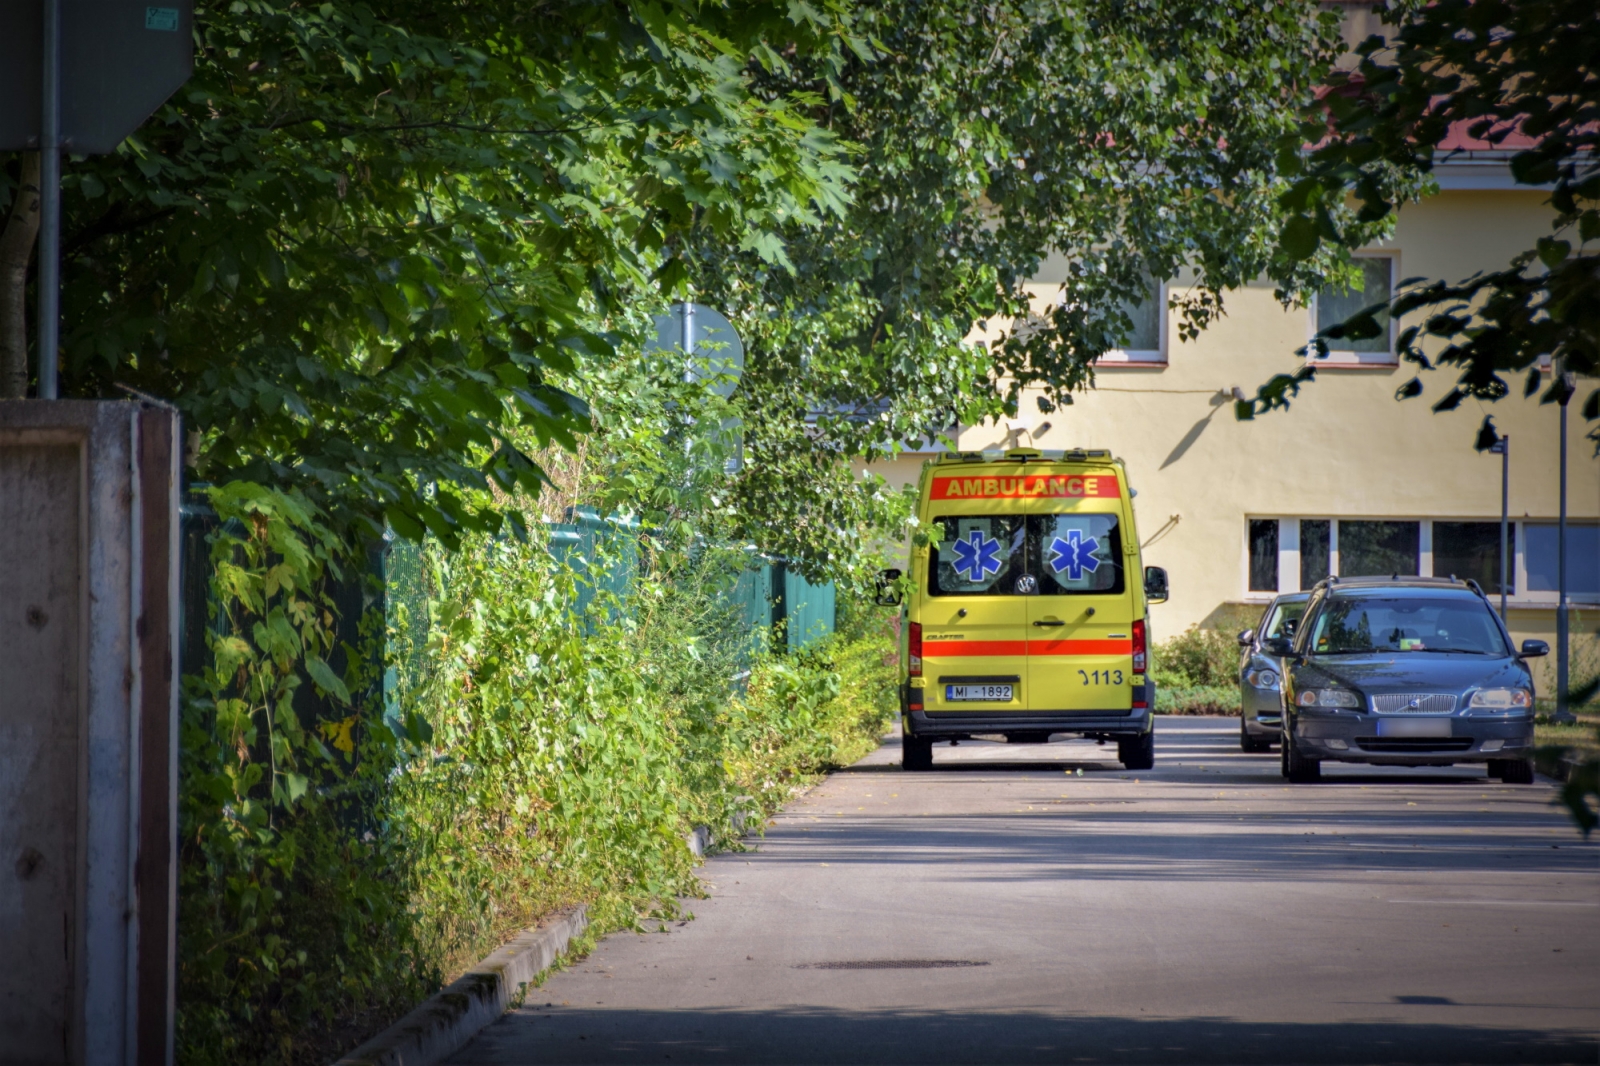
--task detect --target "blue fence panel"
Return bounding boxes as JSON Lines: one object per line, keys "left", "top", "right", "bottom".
{"left": 783, "top": 567, "right": 835, "bottom": 650}
{"left": 548, "top": 510, "right": 638, "bottom": 626}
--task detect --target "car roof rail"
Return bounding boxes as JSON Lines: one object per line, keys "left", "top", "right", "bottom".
{"left": 1325, "top": 574, "right": 1476, "bottom": 590}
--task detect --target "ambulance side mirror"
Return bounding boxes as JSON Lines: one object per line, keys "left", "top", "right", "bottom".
{"left": 874, "top": 568, "right": 904, "bottom": 607}
{"left": 1143, "top": 566, "right": 1169, "bottom": 604}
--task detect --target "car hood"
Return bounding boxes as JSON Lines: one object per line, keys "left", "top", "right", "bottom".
{"left": 1294, "top": 653, "right": 1530, "bottom": 694}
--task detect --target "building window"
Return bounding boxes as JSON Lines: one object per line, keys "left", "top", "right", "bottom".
{"left": 1099, "top": 273, "right": 1166, "bottom": 364}
{"left": 1338, "top": 520, "right": 1419, "bottom": 577}
{"left": 1246, "top": 516, "right": 1597, "bottom": 604}
{"left": 1313, "top": 255, "right": 1394, "bottom": 364}
{"left": 1526, "top": 523, "right": 1600, "bottom": 595}
{"left": 1300, "top": 519, "right": 1330, "bottom": 589}
{"left": 1248, "top": 519, "right": 1279, "bottom": 592}
{"left": 1434, "top": 521, "right": 1514, "bottom": 595}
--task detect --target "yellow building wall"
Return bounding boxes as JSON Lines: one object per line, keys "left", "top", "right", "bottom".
{"left": 865, "top": 188, "right": 1599, "bottom": 673}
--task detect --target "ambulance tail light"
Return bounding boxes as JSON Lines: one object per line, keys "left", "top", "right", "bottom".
{"left": 1132, "top": 619, "right": 1147, "bottom": 673}
{"left": 908, "top": 622, "right": 923, "bottom": 677}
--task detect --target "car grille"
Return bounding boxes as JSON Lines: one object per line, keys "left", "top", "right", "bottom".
{"left": 1356, "top": 737, "right": 1474, "bottom": 753}
{"left": 1370, "top": 693, "right": 1457, "bottom": 714}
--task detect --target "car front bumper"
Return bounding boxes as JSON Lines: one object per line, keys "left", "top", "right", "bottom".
{"left": 1292, "top": 713, "right": 1533, "bottom": 765}
{"left": 1242, "top": 702, "right": 1282, "bottom": 737}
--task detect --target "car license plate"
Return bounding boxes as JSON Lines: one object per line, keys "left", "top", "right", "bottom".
{"left": 946, "top": 684, "right": 1012, "bottom": 702}
{"left": 1377, "top": 718, "right": 1451, "bottom": 738}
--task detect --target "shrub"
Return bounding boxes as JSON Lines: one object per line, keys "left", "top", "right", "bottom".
{"left": 1151, "top": 625, "right": 1239, "bottom": 689}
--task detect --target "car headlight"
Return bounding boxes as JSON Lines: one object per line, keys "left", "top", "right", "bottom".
{"left": 1466, "top": 687, "right": 1532, "bottom": 712}
{"left": 1245, "top": 668, "right": 1279, "bottom": 690}
{"left": 1296, "top": 687, "right": 1361, "bottom": 709}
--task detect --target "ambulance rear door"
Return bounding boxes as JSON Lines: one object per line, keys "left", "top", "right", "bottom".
{"left": 1023, "top": 500, "right": 1135, "bottom": 712}
{"left": 921, "top": 514, "right": 1030, "bottom": 713}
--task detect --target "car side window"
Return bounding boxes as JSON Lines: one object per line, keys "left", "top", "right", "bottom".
{"left": 1265, "top": 602, "right": 1306, "bottom": 639}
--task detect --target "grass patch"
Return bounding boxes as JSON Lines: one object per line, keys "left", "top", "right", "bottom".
{"left": 1534, "top": 709, "right": 1600, "bottom": 763}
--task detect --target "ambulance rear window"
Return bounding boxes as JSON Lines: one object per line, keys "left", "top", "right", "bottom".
{"left": 928, "top": 513, "right": 1125, "bottom": 596}
{"left": 929, "top": 516, "right": 1026, "bottom": 595}
{"left": 1033, "top": 513, "right": 1124, "bottom": 595}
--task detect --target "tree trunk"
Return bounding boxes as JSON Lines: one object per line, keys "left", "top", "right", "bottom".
{"left": 0, "top": 153, "right": 43, "bottom": 399}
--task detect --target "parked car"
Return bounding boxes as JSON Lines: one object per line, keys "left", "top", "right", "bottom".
{"left": 1271, "top": 576, "right": 1547, "bottom": 783}
{"left": 1237, "top": 592, "right": 1309, "bottom": 752}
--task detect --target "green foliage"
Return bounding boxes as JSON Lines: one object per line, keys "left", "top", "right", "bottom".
{"left": 386, "top": 525, "right": 897, "bottom": 1009}
{"left": 10, "top": 0, "right": 856, "bottom": 545}
{"left": 1151, "top": 625, "right": 1239, "bottom": 688}
{"left": 1151, "top": 626, "right": 1241, "bottom": 715}
{"left": 177, "top": 477, "right": 896, "bottom": 1062}
{"left": 1252, "top": 0, "right": 1599, "bottom": 448}
{"left": 177, "top": 482, "right": 426, "bottom": 1062}
{"left": 5, "top": 0, "right": 1366, "bottom": 574}
{"left": 687, "top": 0, "right": 1352, "bottom": 575}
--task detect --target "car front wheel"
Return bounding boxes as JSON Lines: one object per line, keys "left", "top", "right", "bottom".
{"left": 1283, "top": 728, "right": 1320, "bottom": 782}
{"left": 1489, "top": 757, "right": 1534, "bottom": 785}
{"left": 1240, "top": 718, "right": 1271, "bottom": 753}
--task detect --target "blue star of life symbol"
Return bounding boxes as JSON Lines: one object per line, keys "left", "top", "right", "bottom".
{"left": 951, "top": 529, "right": 1003, "bottom": 582}
{"left": 1049, "top": 529, "right": 1101, "bottom": 581}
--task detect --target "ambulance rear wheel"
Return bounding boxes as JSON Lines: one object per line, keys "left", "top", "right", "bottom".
{"left": 1118, "top": 730, "right": 1154, "bottom": 771}
{"left": 902, "top": 734, "right": 933, "bottom": 772}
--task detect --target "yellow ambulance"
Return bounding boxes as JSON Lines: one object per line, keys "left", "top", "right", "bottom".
{"left": 879, "top": 448, "right": 1168, "bottom": 771}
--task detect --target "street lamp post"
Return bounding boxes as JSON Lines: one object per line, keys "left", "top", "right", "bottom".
{"left": 1489, "top": 436, "right": 1509, "bottom": 620}
{"left": 1553, "top": 368, "right": 1575, "bottom": 724}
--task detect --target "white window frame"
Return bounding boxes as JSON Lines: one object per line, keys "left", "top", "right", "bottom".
{"left": 1307, "top": 252, "right": 1398, "bottom": 368}
{"left": 1242, "top": 516, "right": 1600, "bottom": 607}
{"left": 1097, "top": 277, "right": 1167, "bottom": 366}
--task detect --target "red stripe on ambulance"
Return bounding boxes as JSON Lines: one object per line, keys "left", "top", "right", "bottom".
{"left": 925, "top": 639, "right": 1132, "bottom": 657}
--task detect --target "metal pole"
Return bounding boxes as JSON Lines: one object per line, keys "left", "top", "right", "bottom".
{"left": 37, "top": 0, "right": 62, "bottom": 399}
{"left": 1554, "top": 373, "right": 1573, "bottom": 723}
{"left": 1496, "top": 436, "right": 1509, "bottom": 620}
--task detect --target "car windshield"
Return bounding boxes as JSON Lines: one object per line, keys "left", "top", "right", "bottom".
{"left": 1306, "top": 593, "right": 1510, "bottom": 656}
{"left": 1262, "top": 600, "right": 1307, "bottom": 640}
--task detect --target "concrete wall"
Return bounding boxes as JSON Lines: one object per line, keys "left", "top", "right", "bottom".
{"left": 864, "top": 187, "right": 1599, "bottom": 667}
{"left": 0, "top": 401, "right": 179, "bottom": 1066}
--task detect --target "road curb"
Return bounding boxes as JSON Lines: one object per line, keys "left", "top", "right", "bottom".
{"left": 333, "top": 905, "right": 587, "bottom": 1066}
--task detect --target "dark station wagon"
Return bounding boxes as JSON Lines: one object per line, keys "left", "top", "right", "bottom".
{"left": 1270, "top": 577, "right": 1547, "bottom": 783}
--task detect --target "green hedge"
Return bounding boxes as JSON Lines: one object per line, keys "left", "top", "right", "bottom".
{"left": 176, "top": 489, "right": 896, "bottom": 1064}
{"left": 1151, "top": 626, "right": 1241, "bottom": 716}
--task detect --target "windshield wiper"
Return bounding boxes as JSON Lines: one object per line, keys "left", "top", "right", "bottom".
{"left": 1314, "top": 648, "right": 1381, "bottom": 655}
{"left": 1403, "top": 647, "right": 1490, "bottom": 655}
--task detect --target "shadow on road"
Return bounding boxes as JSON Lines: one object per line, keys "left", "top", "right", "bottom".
{"left": 453, "top": 1005, "right": 1597, "bottom": 1064}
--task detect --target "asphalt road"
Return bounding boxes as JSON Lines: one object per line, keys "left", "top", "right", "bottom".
{"left": 448, "top": 716, "right": 1600, "bottom": 1065}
